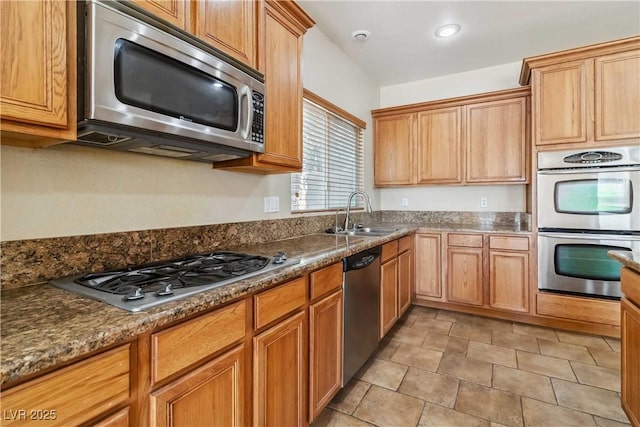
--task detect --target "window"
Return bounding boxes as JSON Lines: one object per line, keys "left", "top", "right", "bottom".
{"left": 291, "top": 91, "right": 365, "bottom": 212}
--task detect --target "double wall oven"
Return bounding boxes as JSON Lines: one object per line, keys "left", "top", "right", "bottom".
{"left": 537, "top": 146, "right": 640, "bottom": 299}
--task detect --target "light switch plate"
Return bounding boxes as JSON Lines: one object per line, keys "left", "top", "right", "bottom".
{"left": 264, "top": 196, "right": 279, "bottom": 213}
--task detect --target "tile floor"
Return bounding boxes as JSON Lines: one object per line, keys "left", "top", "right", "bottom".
{"left": 312, "top": 305, "right": 630, "bottom": 427}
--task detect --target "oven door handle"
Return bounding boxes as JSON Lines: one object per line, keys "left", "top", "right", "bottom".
{"left": 538, "top": 166, "right": 640, "bottom": 175}
{"left": 538, "top": 232, "right": 640, "bottom": 241}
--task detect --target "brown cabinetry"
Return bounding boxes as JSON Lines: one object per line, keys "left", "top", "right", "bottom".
{"left": 131, "top": 0, "right": 189, "bottom": 28}
{"left": 0, "top": 0, "right": 76, "bottom": 146}
{"left": 488, "top": 236, "right": 530, "bottom": 313}
{"left": 446, "top": 246, "right": 484, "bottom": 306}
{"left": 380, "top": 246, "right": 399, "bottom": 338}
{"left": 620, "top": 267, "right": 640, "bottom": 427}
{"left": 397, "top": 235, "right": 414, "bottom": 316}
{"left": 415, "top": 233, "right": 443, "bottom": 300}
{"left": 522, "top": 36, "right": 640, "bottom": 149}
{"left": 372, "top": 88, "right": 530, "bottom": 187}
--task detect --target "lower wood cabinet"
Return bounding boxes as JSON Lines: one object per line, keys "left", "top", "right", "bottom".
{"left": 446, "top": 247, "right": 484, "bottom": 306}
{"left": 253, "top": 310, "right": 307, "bottom": 426}
{"left": 380, "top": 243, "right": 399, "bottom": 338}
{"left": 415, "top": 233, "right": 442, "bottom": 299}
{"left": 398, "top": 248, "right": 413, "bottom": 315}
{"left": 93, "top": 407, "right": 131, "bottom": 427}
{"left": 621, "top": 267, "right": 640, "bottom": 427}
{"left": 151, "top": 345, "right": 246, "bottom": 427}
{"left": 489, "top": 250, "right": 529, "bottom": 313}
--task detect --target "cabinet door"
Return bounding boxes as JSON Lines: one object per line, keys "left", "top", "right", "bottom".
{"left": 151, "top": 345, "right": 245, "bottom": 427}
{"left": 93, "top": 408, "right": 130, "bottom": 427}
{"left": 417, "top": 107, "right": 463, "bottom": 184}
{"left": 374, "top": 114, "right": 415, "bottom": 186}
{"left": 0, "top": 0, "right": 74, "bottom": 140}
{"left": 309, "top": 291, "right": 343, "bottom": 422}
{"left": 398, "top": 249, "right": 413, "bottom": 316}
{"left": 380, "top": 258, "right": 399, "bottom": 338}
{"left": 415, "top": 234, "right": 442, "bottom": 299}
{"left": 447, "top": 248, "right": 483, "bottom": 306}
{"left": 130, "top": 0, "right": 188, "bottom": 28}
{"left": 489, "top": 250, "right": 529, "bottom": 313}
{"left": 193, "top": 0, "right": 257, "bottom": 68}
{"left": 466, "top": 97, "right": 528, "bottom": 183}
{"left": 532, "top": 60, "right": 589, "bottom": 145}
{"left": 254, "top": 311, "right": 306, "bottom": 427}
{"left": 595, "top": 50, "right": 640, "bottom": 141}
{"left": 621, "top": 297, "right": 640, "bottom": 427}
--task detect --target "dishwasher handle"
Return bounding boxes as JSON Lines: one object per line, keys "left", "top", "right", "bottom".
{"left": 343, "top": 246, "right": 381, "bottom": 272}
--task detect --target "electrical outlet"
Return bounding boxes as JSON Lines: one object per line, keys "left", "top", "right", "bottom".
{"left": 264, "top": 196, "right": 279, "bottom": 213}
{"left": 401, "top": 197, "right": 409, "bottom": 207}
{"left": 480, "top": 197, "right": 488, "bottom": 208}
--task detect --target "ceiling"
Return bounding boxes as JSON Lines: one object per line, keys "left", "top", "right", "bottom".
{"left": 297, "top": 1, "right": 640, "bottom": 86}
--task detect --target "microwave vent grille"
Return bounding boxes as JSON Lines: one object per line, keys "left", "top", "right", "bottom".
{"left": 76, "top": 131, "right": 132, "bottom": 146}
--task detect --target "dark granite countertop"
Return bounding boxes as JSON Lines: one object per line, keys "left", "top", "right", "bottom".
{"left": 609, "top": 250, "right": 640, "bottom": 274}
{"left": 0, "top": 222, "right": 529, "bottom": 387}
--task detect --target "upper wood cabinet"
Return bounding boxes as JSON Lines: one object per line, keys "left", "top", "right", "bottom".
{"left": 521, "top": 36, "right": 640, "bottom": 149}
{"left": 0, "top": 0, "right": 76, "bottom": 146}
{"left": 131, "top": 0, "right": 189, "bottom": 28}
{"left": 372, "top": 87, "right": 530, "bottom": 187}
{"left": 192, "top": 0, "right": 258, "bottom": 68}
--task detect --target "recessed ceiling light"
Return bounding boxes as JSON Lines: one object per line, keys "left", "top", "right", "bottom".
{"left": 434, "top": 24, "right": 461, "bottom": 38}
{"left": 351, "top": 30, "right": 371, "bottom": 42}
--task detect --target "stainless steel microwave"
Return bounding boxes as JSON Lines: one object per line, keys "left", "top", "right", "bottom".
{"left": 73, "top": 0, "right": 265, "bottom": 163}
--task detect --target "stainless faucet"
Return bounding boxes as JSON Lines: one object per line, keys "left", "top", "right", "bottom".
{"left": 343, "top": 191, "right": 373, "bottom": 231}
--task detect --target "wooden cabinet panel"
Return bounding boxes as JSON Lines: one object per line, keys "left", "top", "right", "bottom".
{"left": 1, "top": 345, "right": 130, "bottom": 427}
{"left": 489, "top": 251, "right": 529, "bottom": 313}
{"left": 489, "top": 235, "right": 529, "bottom": 251}
{"left": 93, "top": 408, "right": 130, "bottom": 427}
{"left": 130, "top": 0, "right": 188, "bottom": 28}
{"left": 415, "top": 233, "right": 442, "bottom": 299}
{"left": 447, "top": 248, "right": 483, "bottom": 306}
{"left": 381, "top": 240, "right": 399, "bottom": 263}
{"left": 536, "top": 293, "right": 620, "bottom": 325}
{"left": 466, "top": 97, "right": 527, "bottom": 182}
{"left": 621, "top": 297, "right": 640, "bottom": 427}
{"left": 193, "top": 0, "right": 257, "bottom": 67}
{"left": 374, "top": 114, "right": 415, "bottom": 186}
{"left": 380, "top": 257, "right": 399, "bottom": 338}
{"left": 253, "top": 310, "right": 307, "bottom": 427}
{"left": 595, "top": 50, "right": 640, "bottom": 141}
{"left": 533, "top": 60, "right": 588, "bottom": 145}
{"left": 152, "top": 300, "right": 245, "bottom": 383}
{"left": 310, "top": 262, "right": 343, "bottom": 301}
{"left": 254, "top": 277, "right": 307, "bottom": 329}
{"left": 416, "top": 107, "right": 463, "bottom": 184}
{"left": 398, "top": 235, "right": 413, "bottom": 253}
{"left": 398, "top": 249, "right": 413, "bottom": 316}
{"left": 309, "top": 290, "right": 343, "bottom": 422}
{"left": 151, "top": 345, "right": 245, "bottom": 427}
{"left": 448, "top": 233, "right": 483, "bottom": 248}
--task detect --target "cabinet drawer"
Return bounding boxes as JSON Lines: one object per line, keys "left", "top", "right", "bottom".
{"left": 310, "top": 262, "right": 343, "bottom": 300}
{"left": 398, "top": 235, "right": 413, "bottom": 253}
{"left": 489, "top": 235, "right": 529, "bottom": 251}
{"left": 536, "top": 293, "right": 620, "bottom": 325}
{"left": 381, "top": 240, "right": 399, "bottom": 263}
{"left": 152, "top": 301, "right": 246, "bottom": 383}
{"left": 255, "top": 277, "right": 307, "bottom": 329}
{"left": 1, "top": 345, "right": 130, "bottom": 427}
{"left": 448, "top": 233, "right": 483, "bottom": 248}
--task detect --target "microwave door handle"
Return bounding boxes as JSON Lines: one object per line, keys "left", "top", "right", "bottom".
{"left": 240, "top": 86, "right": 253, "bottom": 140}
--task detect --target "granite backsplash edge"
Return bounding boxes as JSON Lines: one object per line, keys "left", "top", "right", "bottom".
{"left": 0, "top": 210, "right": 529, "bottom": 290}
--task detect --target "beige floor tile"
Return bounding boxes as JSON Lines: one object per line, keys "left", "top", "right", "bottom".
{"left": 522, "top": 397, "right": 597, "bottom": 427}
{"left": 418, "top": 402, "right": 490, "bottom": 427}
{"left": 422, "top": 333, "right": 468, "bottom": 355}
{"left": 355, "top": 358, "right": 408, "bottom": 391}
{"left": 390, "top": 342, "right": 443, "bottom": 372}
{"left": 490, "top": 423, "right": 508, "bottom": 427}
{"left": 395, "top": 314, "right": 418, "bottom": 328}
{"left": 539, "top": 338, "right": 596, "bottom": 364}
{"left": 557, "top": 330, "right": 613, "bottom": 351}
{"left": 455, "top": 382, "right": 523, "bottom": 426}
{"left": 467, "top": 341, "right": 517, "bottom": 368}
{"left": 493, "top": 365, "right": 556, "bottom": 404}
{"left": 512, "top": 323, "right": 558, "bottom": 340}
{"left": 436, "top": 310, "right": 476, "bottom": 324}
{"left": 450, "top": 323, "right": 492, "bottom": 344}
{"left": 473, "top": 316, "right": 514, "bottom": 334}
{"left": 492, "top": 330, "right": 539, "bottom": 353}
{"left": 353, "top": 385, "right": 424, "bottom": 427}
{"left": 311, "top": 409, "right": 375, "bottom": 427}
{"left": 516, "top": 350, "right": 577, "bottom": 381}
{"left": 605, "top": 337, "right": 622, "bottom": 352}
{"left": 594, "top": 416, "right": 632, "bottom": 427}
{"left": 410, "top": 306, "right": 438, "bottom": 319}
{"left": 328, "top": 380, "right": 371, "bottom": 415}
{"left": 590, "top": 349, "right": 622, "bottom": 370}
{"left": 374, "top": 338, "right": 401, "bottom": 361}
{"left": 571, "top": 361, "right": 621, "bottom": 392}
{"left": 552, "top": 378, "right": 629, "bottom": 422}
{"left": 437, "top": 353, "right": 493, "bottom": 386}
{"left": 412, "top": 317, "right": 454, "bottom": 335}
{"left": 399, "top": 367, "right": 460, "bottom": 408}
{"left": 387, "top": 324, "right": 428, "bottom": 346}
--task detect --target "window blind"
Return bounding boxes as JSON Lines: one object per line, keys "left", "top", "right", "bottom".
{"left": 291, "top": 97, "right": 364, "bottom": 212}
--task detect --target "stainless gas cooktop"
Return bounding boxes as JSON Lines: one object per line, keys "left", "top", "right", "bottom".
{"left": 50, "top": 251, "right": 299, "bottom": 312}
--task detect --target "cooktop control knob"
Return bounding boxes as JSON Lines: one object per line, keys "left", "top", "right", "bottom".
{"left": 272, "top": 252, "right": 287, "bottom": 264}
{"left": 156, "top": 282, "right": 174, "bottom": 297}
{"left": 124, "top": 287, "right": 145, "bottom": 301}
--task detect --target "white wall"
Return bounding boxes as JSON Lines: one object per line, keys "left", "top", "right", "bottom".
{"left": 378, "top": 61, "right": 527, "bottom": 212}
{"left": 0, "top": 27, "right": 378, "bottom": 242}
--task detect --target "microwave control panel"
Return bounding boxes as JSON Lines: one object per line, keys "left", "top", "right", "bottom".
{"left": 252, "top": 92, "right": 265, "bottom": 144}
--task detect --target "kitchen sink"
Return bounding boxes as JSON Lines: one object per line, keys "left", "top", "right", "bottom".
{"left": 332, "top": 226, "right": 400, "bottom": 237}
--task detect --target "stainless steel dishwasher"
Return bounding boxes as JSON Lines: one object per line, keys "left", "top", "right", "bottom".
{"left": 342, "top": 246, "right": 381, "bottom": 386}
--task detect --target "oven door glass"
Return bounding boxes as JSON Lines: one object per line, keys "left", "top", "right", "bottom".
{"left": 554, "top": 178, "right": 632, "bottom": 215}
{"left": 555, "top": 244, "right": 629, "bottom": 281}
